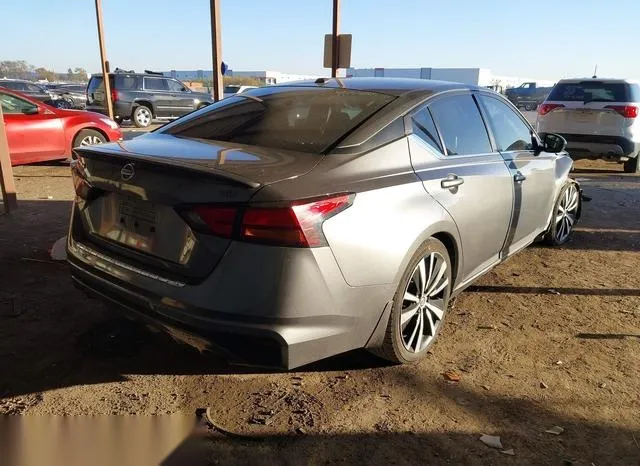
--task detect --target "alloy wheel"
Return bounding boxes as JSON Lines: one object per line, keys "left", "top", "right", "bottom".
{"left": 554, "top": 183, "right": 579, "bottom": 243}
{"left": 136, "top": 108, "right": 151, "bottom": 127}
{"left": 79, "top": 135, "right": 104, "bottom": 146}
{"left": 400, "top": 252, "right": 449, "bottom": 353}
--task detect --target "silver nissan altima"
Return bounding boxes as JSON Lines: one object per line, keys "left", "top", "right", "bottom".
{"left": 67, "top": 78, "right": 581, "bottom": 369}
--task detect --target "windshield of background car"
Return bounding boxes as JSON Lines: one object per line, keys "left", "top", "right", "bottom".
{"left": 162, "top": 87, "right": 396, "bottom": 153}
{"left": 547, "top": 82, "right": 640, "bottom": 103}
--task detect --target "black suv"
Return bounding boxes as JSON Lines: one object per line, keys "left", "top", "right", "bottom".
{"left": 85, "top": 70, "right": 213, "bottom": 128}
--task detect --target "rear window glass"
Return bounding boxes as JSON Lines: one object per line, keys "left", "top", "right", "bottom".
{"left": 162, "top": 87, "right": 395, "bottom": 153}
{"left": 88, "top": 75, "right": 138, "bottom": 93}
{"left": 548, "top": 82, "right": 639, "bottom": 103}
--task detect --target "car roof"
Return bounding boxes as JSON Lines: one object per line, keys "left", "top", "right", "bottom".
{"left": 556, "top": 77, "right": 640, "bottom": 85}
{"left": 273, "top": 77, "right": 481, "bottom": 96}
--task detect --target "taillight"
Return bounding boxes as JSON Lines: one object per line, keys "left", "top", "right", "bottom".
{"left": 181, "top": 194, "right": 354, "bottom": 248}
{"left": 110, "top": 89, "right": 119, "bottom": 102}
{"left": 538, "top": 103, "right": 565, "bottom": 116}
{"left": 605, "top": 105, "right": 638, "bottom": 118}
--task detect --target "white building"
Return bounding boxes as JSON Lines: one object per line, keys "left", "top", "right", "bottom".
{"left": 346, "top": 67, "right": 555, "bottom": 89}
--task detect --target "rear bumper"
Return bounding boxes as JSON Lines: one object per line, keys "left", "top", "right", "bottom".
{"left": 558, "top": 133, "right": 640, "bottom": 159}
{"left": 67, "top": 234, "right": 394, "bottom": 369}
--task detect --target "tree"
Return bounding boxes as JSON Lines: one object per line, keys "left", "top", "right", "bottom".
{"left": 34, "top": 67, "right": 56, "bottom": 82}
{"left": 0, "top": 60, "right": 33, "bottom": 79}
{"left": 72, "top": 67, "right": 88, "bottom": 81}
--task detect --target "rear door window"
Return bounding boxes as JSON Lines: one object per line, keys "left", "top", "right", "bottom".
{"left": 115, "top": 75, "right": 138, "bottom": 90}
{"left": 548, "top": 82, "right": 634, "bottom": 103}
{"left": 3, "top": 81, "right": 24, "bottom": 91}
{"left": 162, "top": 87, "right": 395, "bottom": 154}
{"left": 428, "top": 94, "right": 492, "bottom": 156}
{"left": 411, "top": 108, "right": 443, "bottom": 153}
{"left": 167, "top": 80, "right": 185, "bottom": 92}
{"left": 144, "top": 77, "right": 168, "bottom": 91}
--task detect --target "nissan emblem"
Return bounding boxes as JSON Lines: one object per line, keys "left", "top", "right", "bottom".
{"left": 120, "top": 163, "right": 135, "bottom": 181}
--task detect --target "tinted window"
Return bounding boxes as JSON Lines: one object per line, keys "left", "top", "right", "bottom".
{"left": 224, "top": 85, "right": 240, "bottom": 94}
{"left": 547, "top": 82, "right": 635, "bottom": 102}
{"left": 163, "top": 87, "right": 395, "bottom": 154}
{"left": 478, "top": 95, "right": 533, "bottom": 152}
{"left": 411, "top": 108, "right": 443, "bottom": 153}
{"left": 1, "top": 92, "right": 38, "bottom": 114}
{"left": 144, "top": 77, "right": 167, "bottom": 91}
{"left": 115, "top": 75, "right": 138, "bottom": 90}
{"left": 2, "top": 81, "right": 24, "bottom": 90}
{"left": 167, "top": 80, "right": 185, "bottom": 92}
{"left": 26, "top": 83, "right": 43, "bottom": 93}
{"left": 429, "top": 94, "right": 492, "bottom": 155}
{"left": 87, "top": 77, "right": 103, "bottom": 94}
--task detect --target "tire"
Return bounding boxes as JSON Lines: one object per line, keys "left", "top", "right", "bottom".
{"left": 73, "top": 129, "right": 107, "bottom": 149}
{"left": 369, "top": 238, "right": 452, "bottom": 364}
{"left": 132, "top": 105, "right": 153, "bottom": 128}
{"left": 623, "top": 156, "right": 640, "bottom": 173}
{"left": 544, "top": 180, "right": 580, "bottom": 246}
{"left": 114, "top": 116, "right": 123, "bottom": 125}
{"left": 525, "top": 103, "right": 535, "bottom": 111}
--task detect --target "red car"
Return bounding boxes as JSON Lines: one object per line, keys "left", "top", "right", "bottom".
{"left": 0, "top": 87, "right": 122, "bottom": 166}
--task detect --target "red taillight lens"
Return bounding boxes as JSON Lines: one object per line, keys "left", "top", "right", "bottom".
{"left": 189, "top": 206, "right": 238, "bottom": 237}
{"left": 538, "top": 103, "right": 565, "bottom": 116}
{"left": 110, "top": 89, "right": 119, "bottom": 102}
{"left": 242, "top": 194, "right": 353, "bottom": 247}
{"left": 605, "top": 105, "right": 638, "bottom": 118}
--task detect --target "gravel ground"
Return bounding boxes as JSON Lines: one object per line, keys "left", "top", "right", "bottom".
{"left": 0, "top": 157, "right": 638, "bottom": 465}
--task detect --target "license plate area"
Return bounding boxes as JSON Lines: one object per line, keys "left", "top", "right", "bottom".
{"left": 114, "top": 197, "right": 157, "bottom": 253}
{"left": 573, "top": 109, "right": 595, "bottom": 123}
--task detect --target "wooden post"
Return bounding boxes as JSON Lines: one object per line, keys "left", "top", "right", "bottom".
{"left": 95, "top": 0, "right": 114, "bottom": 119}
{"left": 210, "top": 0, "right": 223, "bottom": 101}
{"left": 0, "top": 104, "right": 17, "bottom": 213}
{"left": 331, "top": 0, "right": 340, "bottom": 78}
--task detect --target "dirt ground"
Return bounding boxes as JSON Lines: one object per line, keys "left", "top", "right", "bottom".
{"left": 0, "top": 157, "right": 638, "bottom": 465}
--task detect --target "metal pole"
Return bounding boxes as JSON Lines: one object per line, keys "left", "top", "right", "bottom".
{"left": 95, "top": 0, "right": 114, "bottom": 120}
{"left": 210, "top": 0, "right": 223, "bottom": 101}
{"left": 0, "top": 104, "right": 18, "bottom": 213}
{"left": 331, "top": 0, "right": 340, "bottom": 77}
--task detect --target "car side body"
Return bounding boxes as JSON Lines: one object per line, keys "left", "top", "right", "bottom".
{"left": 67, "top": 78, "right": 577, "bottom": 369}
{"left": 0, "top": 87, "right": 122, "bottom": 165}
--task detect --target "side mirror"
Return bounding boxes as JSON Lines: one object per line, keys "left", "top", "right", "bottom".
{"left": 22, "top": 106, "right": 39, "bottom": 115}
{"left": 540, "top": 133, "right": 567, "bottom": 154}
{"left": 182, "top": 87, "right": 189, "bottom": 92}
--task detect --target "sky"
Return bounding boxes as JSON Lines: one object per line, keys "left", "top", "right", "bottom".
{"left": 1, "top": 0, "right": 639, "bottom": 80}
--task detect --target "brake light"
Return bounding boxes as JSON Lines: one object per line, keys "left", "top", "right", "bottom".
{"left": 605, "top": 105, "right": 638, "bottom": 118}
{"left": 242, "top": 194, "right": 353, "bottom": 247}
{"left": 538, "top": 103, "right": 565, "bottom": 116}
{"left": 181, "top": 194, "right": 354, "bottom": 247}
{"left": 110, "top": 89, "right": 119, "bottom": 102}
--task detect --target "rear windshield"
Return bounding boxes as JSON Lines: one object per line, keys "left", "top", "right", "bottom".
{"left": 162, "top": 87, "right": 395, "bottom": 153}
{"left": 547, "top": 81, "right": 640, "bottom": 103}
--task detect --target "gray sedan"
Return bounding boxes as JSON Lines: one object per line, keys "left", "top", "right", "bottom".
{"left": 67, "top": 78, "right": 581, "bottom": 368}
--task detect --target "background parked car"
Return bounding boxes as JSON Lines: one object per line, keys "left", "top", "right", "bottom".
{"left": 0, "top": 78, "right": 68, "bottom": 108}
{"left": 85, "top": 70, "right": 213, "bottom": 128}
{"left": 505, "top": 81, "right": 554, "bottom": 111}
{"left": 536, "top": 78, "right": 640, "bottom": 173}
{"left": 68, "top": 78, "right": 580, "bottom": 369}
{"left": 0, "top": 87, "right": 121, "bottom": 165}
{"left": 48, "top": 83, "right": 88, "bottom": 109}
{"left": 223, "top": 84, "right": 258, "bottom": 99}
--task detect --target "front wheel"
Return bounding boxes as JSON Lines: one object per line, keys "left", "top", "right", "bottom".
{"left": 369, "top": 238, "right": 452, "bottom": 364}
{"left": 623, "top": 156, "right": 640, "bottom": 173}
{"left": 544, "top": 180, "right": 581, "bottom": 246}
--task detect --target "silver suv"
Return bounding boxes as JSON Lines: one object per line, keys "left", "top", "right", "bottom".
{"left": 536, "top": 78, "right": 640, "bottom": 173}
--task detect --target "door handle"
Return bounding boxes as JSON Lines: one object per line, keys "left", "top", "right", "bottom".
{"left": 441, "top": 174, "right": 464, "bottom": 190}
{"left": 514, "top": 172, "right": 527, "bottom": 183}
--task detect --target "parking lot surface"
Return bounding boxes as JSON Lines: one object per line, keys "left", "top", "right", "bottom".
{"left": 0, "top": 158, "right": 638, "bottom": 464}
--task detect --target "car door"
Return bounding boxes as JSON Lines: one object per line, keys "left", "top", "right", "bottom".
{"left": 166, "top": 79, "right": 196, "bottom": 115}
{"left": 1, "top": 92, "right": 66, "bottom": 164}
{"left": 476, "top": 93, "right": 557, "bottom": 256}
{"left": 143, "top": 76, "right": 172, "bottom": 117}
{"left": 407, "top": 92, "right": 514, "bottom": 283}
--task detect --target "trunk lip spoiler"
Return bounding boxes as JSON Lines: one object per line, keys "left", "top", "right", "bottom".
{"left": 73, "top": 146, "right": 262, "bottom": 189}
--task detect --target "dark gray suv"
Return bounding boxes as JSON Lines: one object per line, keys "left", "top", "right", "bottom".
{"left": 86, "top": 71, "right": 213, "bottom": 128}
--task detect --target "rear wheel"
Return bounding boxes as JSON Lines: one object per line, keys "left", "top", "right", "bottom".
{"left": 623, "top": 155, "right": 640, "bottom": 173}
{"left": 525, "top": 103, "right": 535, "bottom": 111}
{"left": 545, "top": 180, "right": 580, "bottom": 246}
{"left": 132, "top": 105, "right": 153, "bottom": 128}
{"left": 369, "top": 238, "right": 452, "bottom": 364}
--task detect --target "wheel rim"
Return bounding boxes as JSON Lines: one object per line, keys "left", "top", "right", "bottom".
{"left": 80, "top": 135, "right": 103, "bottom": 146}
{"left": 555, "top": 184, "right": 579, "bottom": 243}
{"left": 400, "top": 252, "right": 449, "bottom": 353}
{"left": 136, "top": 108, "right": 151, "bottom": 126}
